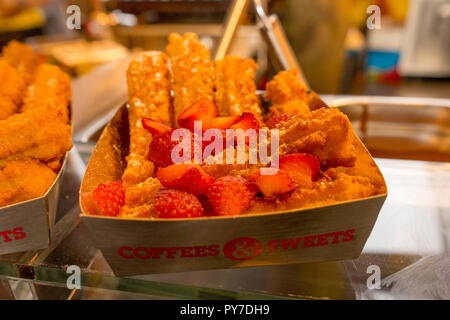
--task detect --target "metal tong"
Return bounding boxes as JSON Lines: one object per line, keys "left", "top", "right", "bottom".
{"left": 214, "top": 0, "right": 310, "bottom": 89}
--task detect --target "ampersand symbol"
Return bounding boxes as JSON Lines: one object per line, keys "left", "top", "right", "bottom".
{"left": 223, "top": 237, "right": 263, "bottom": 261}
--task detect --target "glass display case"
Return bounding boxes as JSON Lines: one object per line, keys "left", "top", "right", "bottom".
{"left": 1, "top": 96, "right": 448, "bottom": 300}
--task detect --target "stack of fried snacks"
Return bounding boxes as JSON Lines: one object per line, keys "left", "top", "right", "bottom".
{"left": 0, "top": 41, "right": 72, "bottom": 208}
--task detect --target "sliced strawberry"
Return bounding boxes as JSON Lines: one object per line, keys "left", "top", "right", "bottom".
{"left": 266, "top": 114, "right": 293, "bottom": 129}
{"left": 148, "top": 129, "right": 196, "bottom": 168}
{"left": 156, "top": 164, "right": 192, "bottom": 187}
{"left": 178, "top": 97, "right": 218, "bottom": 131}
{"left": 154, "top": 189, "right": 204, "bottom": 218}
{"left": 228, "top": 113, "right": 260, "bottom": 146}
{"left": 249, "top": 168, "right": 295, "bottom": 198}
{"left": 84, "top": 180, "right": 125, "bottom": 216}
{"left": 209, "top": 116, "right": 240, "bottom": 129}
{"left": 230, "top": 112, "right": 260, "bottom": 131}
{"left": 206, "top": 176, "right": 258, "bottom": 216}
{"left": 279, "top": 153, "right": 321, "bottom": 183}
{"left": 202, "top": 128, "right": 228, "bottom": 158}
{"left": 156, "top": 164, "right": 215, "bottom": 195}
{"left": 142, "top": 118, "right": 171, "bottom": 135}
{"left": 170, "top": 166, "right": 215, "bottom": 195}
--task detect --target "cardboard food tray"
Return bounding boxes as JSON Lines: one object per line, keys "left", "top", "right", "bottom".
{"left": 0, "top": 103, "right": 72, "bottom": 256}
{"left": 0, "top": 153, "right": 69, "bottom": 255}
{"left": 80, "top": 104, "right": 387, "bottom": 277}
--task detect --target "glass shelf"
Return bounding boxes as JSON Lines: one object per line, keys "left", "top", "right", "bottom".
{"left": 0, "top": 145, "right": 449, "bottom": 300}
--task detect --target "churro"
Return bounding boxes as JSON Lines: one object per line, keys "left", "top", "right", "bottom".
{"left": 166, "top": 33, "right": 214, "bottom": 124}
{"left": 214, "top": 56, "right": 263, "bottom": 122}
{"left": 122, "top": 52, "right": 172, "bottom": 187}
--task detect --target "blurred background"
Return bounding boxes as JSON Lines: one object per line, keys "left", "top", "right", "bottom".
{"left": 1, "top": 0, "right": 449, "bottom": 96}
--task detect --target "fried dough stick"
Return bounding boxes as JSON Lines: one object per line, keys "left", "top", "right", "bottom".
{"left": 0, "top": 159, "right": 57, "bottom": 207}
{"left": 127, "top": 52, "right": 172, "bottom": 126}
{"left": 0, "top": 59, "right": 25, "bottom": 120}
{"left": 214, "top": 56, "right": 263, "bottom": 122}
{"left": 0, "top": 107, "right": 72, "bottom": 166}
{"left": 122, "top": 52, "right": 172, "bottom": 187}
{"left": 22, "top": 63, "right": 72, "bottom": 123}
{"left": 265, "top": 68, "right": 310, "bottom": 118}
{"left": 277, "top": 108, "right": 357, "bottom": 168}
{"left": 166, "top": 33, "right": 214, "bottom": 124}
{"left": 1, "top": 41, "right": 40, "bottom": 84}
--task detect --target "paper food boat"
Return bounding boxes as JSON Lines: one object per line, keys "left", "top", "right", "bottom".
{"left": 0, "top": 154, "right": 69, "bottom": 255}
{"left": 80, "top": 103, "right": 387, "bottom": 277}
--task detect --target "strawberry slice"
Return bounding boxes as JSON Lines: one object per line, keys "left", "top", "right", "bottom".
{"left": 230, "top": 112, "right": 260, "bottom": 131}
{"left": 82, "top": 180, "right": 125, "bottom": 216}
{"left": 156, "top": 164, "right": 215, "bottom": 195}
{"left": 209, "top": 116, "right": 240, "bottom": 129}
{"left": 279, "top": 153, "right": 321, "bottom": 185}
{"left": 266, "top": 114, "right": 293, "bottom": 129}
{"left": 178, "top": 97, "right": 218, "bottom": 131}
{"left": 156, "top": 164, "right": 193, "bottom": 187}
{"left": 206, "top": 176, "right": 258, "bottom": 216}
{"left": 142, "top": 118, "right": 171, "bottom": 135}
{"left": 148, "top": 129, "right": 196, "bottom": 168}
{"left": 249, "top": 169, "right": 295, "bottom": 198}
{"left": 202, "top": 128, "right": 228, "bottom": 158}
{"left": 154, "top": 189, "right": 204, "bottom": 218}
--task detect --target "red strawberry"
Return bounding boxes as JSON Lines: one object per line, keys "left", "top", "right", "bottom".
{"left": 266, "top": 114, "right": 293, "bottom": 129}
{"left": 206, "top": 176, "right": 258, "bottom": 216}
{"left": 82, "top": 180, "right": 125, "bottom": 216}
{"left": 202, "top": 128, "right": 228, "bottom": 157}
{"left": 178, "top": 97, "right": 218, "bottom": 131}
{"left": 148, "top": 129, "right": 197, "bottom": 168}
{"left": 230, "top": 112, "right": 260, "bottom": 131}
{"left": 154, "top": 189, "right": 204, "bottom": 218}
{"left": 227, "top": 112, "right": 260, "bottom": 146}
{"left": 209, "top": 116, "right": 240, "bottom": 129}
{"left": 156, "top": 164, "right": 215, "bottom": 195}
{"left": 279, "top": 153, "right": 321, "bottom": 184}
{"left": 142, "top": 118, "right": 171, "bottom": 135}
{"left": 249, "top": 168, "right": 295, "bottom": 198}
{"left": 198, "top": 195, "right": 215, "bottom": 216}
